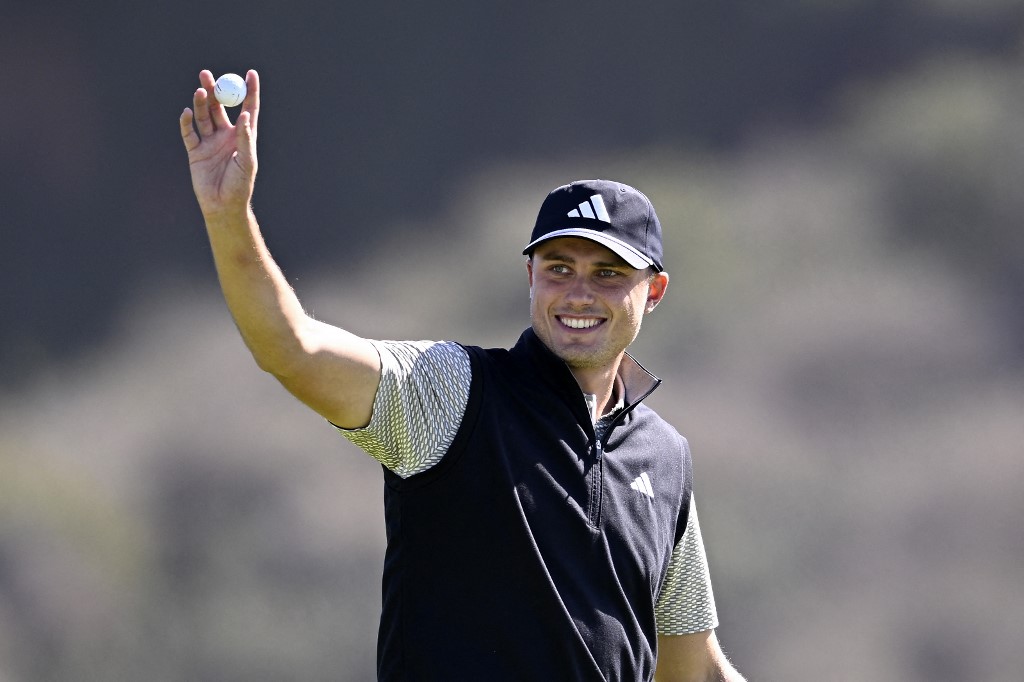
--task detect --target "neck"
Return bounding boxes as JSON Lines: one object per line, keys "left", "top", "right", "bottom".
{"left": 569, "top": 356, "right": 622, "bottom": 417}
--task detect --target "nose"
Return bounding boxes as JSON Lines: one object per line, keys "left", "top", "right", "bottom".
{"left": 564, "top": 276, "right": 595, "bottom": 309}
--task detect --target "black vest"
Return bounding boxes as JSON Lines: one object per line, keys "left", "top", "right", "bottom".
{"left": 378, "top": 329, "right": 693, "bottom": 681}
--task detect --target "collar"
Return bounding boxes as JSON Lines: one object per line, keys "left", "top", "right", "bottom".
{"left": 513, "top": 328, "right": 662, "bottom": 420}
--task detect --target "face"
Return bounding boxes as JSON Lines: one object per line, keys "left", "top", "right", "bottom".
{"left": 527, "top": 237, "right": 669, "bottom": 376}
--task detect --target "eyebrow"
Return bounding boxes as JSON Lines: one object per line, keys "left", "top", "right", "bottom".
{"left": 537, "top": 251, "right": 631, "bottom": 269}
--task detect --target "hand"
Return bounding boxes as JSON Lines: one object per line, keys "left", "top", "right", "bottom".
{"left": 179, "top": 69, "right": 260, "bottom": 220}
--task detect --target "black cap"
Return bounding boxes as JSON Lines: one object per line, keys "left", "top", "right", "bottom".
{"left": 523, "top": 179, "right": 664, "bottom": 271}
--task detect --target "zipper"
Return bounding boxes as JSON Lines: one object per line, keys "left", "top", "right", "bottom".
{"left": 589, "top": 431, "right": 606, "bottom": 527}
{"left": 584, "top": 372, "right": 659, "bottom": 527}
{"left": 588, "top": 441, "right": 604, "bottom": 528}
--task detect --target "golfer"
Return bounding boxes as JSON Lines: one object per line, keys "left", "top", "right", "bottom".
{"left": 180, "top": 69, "right": 746, "bottom": 682}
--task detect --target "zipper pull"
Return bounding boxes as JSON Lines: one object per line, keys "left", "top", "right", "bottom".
{"left": 594, "top": 439, "right": 604, "bottom": 461}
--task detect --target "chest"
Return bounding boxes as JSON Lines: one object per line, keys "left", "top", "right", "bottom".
{"left": 473, "top": 392, "right": 685, "bottom": 588}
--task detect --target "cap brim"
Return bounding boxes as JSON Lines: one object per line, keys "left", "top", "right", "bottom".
{"left": 522, "top": 229, "right": 654, "bottom": 270}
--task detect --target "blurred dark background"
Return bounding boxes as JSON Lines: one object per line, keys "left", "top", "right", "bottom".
{"left": 6, "top": 0, "right": 1024, "bottom": 375}
{"left": 3, "top": 1, "right": 1024, "bottom": 680}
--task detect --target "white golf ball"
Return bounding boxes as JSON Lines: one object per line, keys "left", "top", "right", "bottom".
{"left": 214, "top": 73, "right": 247, "bottom": 107}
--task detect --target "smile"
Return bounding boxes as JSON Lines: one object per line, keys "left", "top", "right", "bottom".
{"left": 557, "top": 316, "right": 603, "bottom": 330}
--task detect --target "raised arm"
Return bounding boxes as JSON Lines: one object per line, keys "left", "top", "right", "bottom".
{"left": 179, "top": 69, "right": 380, "bottom": 428}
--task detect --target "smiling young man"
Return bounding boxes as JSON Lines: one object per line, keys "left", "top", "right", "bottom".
{"left": 181, "top": 69, "right": 745, "bottom": 681}
{"left": 526, "top": 237, "right": 667, "bottom": 410}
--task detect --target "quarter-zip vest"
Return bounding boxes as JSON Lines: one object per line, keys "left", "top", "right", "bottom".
{"left": 378, "top": 329, "right": 693, "bottom": 681}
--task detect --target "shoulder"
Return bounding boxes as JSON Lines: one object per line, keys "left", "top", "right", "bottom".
{"left": 628, "top": 404, "right": 691, "bottom": 455}
{"left": 459, "top": 343, "right": 523, "bottom": 390}
{"left": 369, "top": 339, "right": 471, "bottom": 388}
{"left": 373, "top": 339, "right": 469, "bottom": 368}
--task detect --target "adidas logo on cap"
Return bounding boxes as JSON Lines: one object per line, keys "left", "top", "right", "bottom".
{"left": 567, "top": 194, "right": 611, "bottom": 222}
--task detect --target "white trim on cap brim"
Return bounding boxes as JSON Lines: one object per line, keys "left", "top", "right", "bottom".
{"left": 523, "top": 228, "right": 654, "bottom": 269}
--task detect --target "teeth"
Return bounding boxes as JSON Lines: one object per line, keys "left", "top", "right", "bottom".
{"left": 561, "top": 317, "right": 601, "bottom": 329}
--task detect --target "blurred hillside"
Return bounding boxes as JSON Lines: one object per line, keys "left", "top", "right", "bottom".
{"left": 3, "top": 1, "right": 1024, "bottom": 681}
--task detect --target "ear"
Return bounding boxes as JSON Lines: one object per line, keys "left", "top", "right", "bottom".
{"left": 526, "top": 257, "right": 534, "bottom": 288}
{"left": 645, "top": 271, "right": 669, "bottom": 313}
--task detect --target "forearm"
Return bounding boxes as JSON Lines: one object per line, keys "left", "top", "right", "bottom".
{"left": 655, "top": 632, "right": 746, "bottom": 682}
{"left": 708, "top": 663, "right": 746, "bottom": 682}
{"left": 655, "top": 658, "right": 746, "bottom": 682}
{"left": 204, "top": 206, "right": 313, "bottom": 375}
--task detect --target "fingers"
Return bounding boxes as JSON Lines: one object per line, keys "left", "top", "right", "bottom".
{"left": 179, "top": 108, "right": 200, "bottom": 153}
{"left": 199, "top": 70, "right": 230, "bottom": 130}
{"left": 242, "top": 70, "right": 260, "bottom": 141}
{"left": 235, "top": 110, "right": 257, "bottom": 174}
{"left": 191, "top": 86, "right": 215, "bottom": 139}
{"left": 182, "top": 68, "right": 259, "bottom": 153}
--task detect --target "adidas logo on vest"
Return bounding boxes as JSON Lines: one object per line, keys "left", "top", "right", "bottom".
{"left": 630, "top": 472, "right": 654, "bottom": 499}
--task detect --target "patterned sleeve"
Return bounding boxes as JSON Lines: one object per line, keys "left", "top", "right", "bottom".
{"left": 654, "top": 495, "right": 720, "bottom": 635}
{"left": 335, "top": 340, "right": 472, "bottom": 479}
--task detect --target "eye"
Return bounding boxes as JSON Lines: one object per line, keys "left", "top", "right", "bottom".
{"left": 596, "top": 269, "right": 621, "bottom": 278}
{"left": 549, "top": 264, "right": 571, "bottom": 274}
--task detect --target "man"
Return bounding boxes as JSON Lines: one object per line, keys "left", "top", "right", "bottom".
{"left": 180, "top": 69, "right": 745, "bottom": 682}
